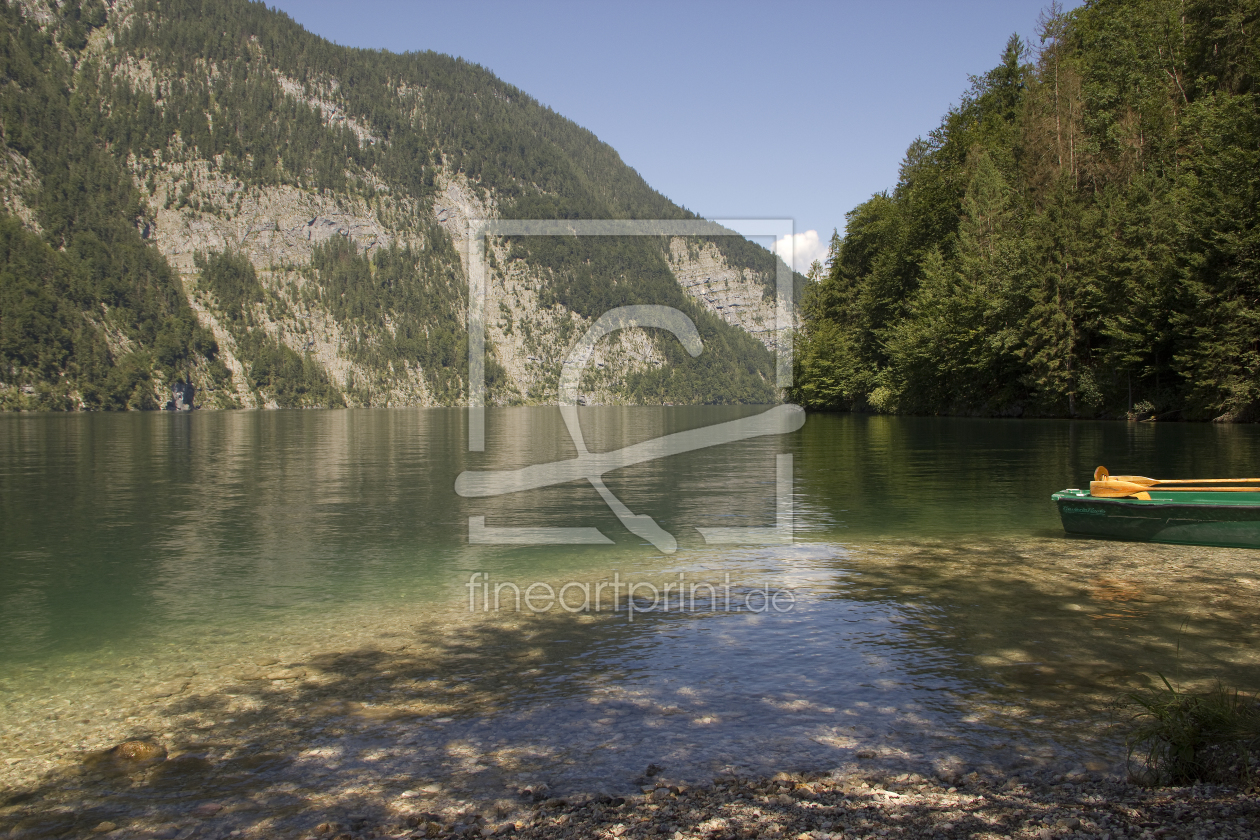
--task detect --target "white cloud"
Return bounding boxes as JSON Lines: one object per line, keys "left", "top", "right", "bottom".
{"left": 772, "top": 230, "right": 828, "bottom": 273}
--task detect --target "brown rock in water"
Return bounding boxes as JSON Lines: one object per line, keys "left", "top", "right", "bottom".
{"left": 113, "top": 740, "right": 167, "bottom": 766}
{"left": 86, "top": 739, "right": 168, "bottom": 774}
{"left": 147, "top": 680, "right": 190, "bottom": 698}
{"left": 116, "top": 741, "right": 161, "bottom": 760}
{"left": 264, "top": 667, "right": 306, "bottom": 680}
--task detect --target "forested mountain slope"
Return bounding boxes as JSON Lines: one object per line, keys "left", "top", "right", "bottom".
{"left": 0, "top": 0, "right": 787, "bottom": 410}
{"left": 793, "top": 0, "right": 1260, "bottom": 422}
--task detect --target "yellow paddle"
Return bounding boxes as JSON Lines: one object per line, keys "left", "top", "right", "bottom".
{"left": 1090, "top": 466, "right": 1260, "bottom": 498}
{"left": 1113, "top": 476, "right": 1260, "bottom": 485}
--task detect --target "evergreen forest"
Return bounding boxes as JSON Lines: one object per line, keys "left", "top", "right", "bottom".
{"left": 793, "top": 0, "right": 1260, "bottom": 422}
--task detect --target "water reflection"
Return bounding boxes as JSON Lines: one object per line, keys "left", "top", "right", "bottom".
{"left": 794, "top": 413, "right": 1260, "bottom": 540}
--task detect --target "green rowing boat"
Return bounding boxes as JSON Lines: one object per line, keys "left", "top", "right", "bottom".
{"left": 1053, "top": 467, "right": 1260, "bottom": 548}
{"left": 1051, "top": 488, "right": 1260, "bottom": 549}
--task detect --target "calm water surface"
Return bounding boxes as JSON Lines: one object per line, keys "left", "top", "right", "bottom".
{"left": 2, "top": 408, "right": 1259, "bottom": 834}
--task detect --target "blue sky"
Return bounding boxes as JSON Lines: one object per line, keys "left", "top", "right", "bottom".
{"left": 268, "top": 0, "right": 1081, "bottom": 270}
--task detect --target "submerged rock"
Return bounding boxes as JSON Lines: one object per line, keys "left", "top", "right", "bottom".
{"left": 264, "top": 667, "right": 306, "bottom": 680}
{"left": 147, "top": 679, "right": 190, "bottom": 698}
{"left": 86, "top": 739, "right": 168, "bottom": 774}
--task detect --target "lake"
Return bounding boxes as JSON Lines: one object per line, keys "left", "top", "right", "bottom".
{"left": 2, "top": 407, "right": 1259, "bottom": 835}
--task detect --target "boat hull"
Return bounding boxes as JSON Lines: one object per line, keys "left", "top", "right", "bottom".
{"left": 1051, "top": 489, "right": 1260, "bottom": 549}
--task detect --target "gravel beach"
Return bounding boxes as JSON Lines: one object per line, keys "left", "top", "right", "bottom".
{"left": 369, "top": 769, "right": 1259, "bottom": 840}
{"left": 32, "top": 767, "right": 1248, "bottom": 840}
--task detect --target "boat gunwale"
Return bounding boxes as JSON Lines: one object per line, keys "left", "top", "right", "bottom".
{"left": 1052, "top": 490, "right": 1260, "bottom": 510}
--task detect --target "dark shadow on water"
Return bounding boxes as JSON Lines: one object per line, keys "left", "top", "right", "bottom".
{"left": 817, "top": 535, "right": 1260, "bottom": 703}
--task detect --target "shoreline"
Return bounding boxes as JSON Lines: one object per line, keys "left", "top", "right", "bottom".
{"left": 499, "top": 769, "right": 1260, "bottom": 840}
{"left": 13, "top": 765, "right": 1257, "bottom": 839}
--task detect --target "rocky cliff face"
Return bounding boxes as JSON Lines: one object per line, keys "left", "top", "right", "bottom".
{"left": 668, "top": 237, "right": 780, "bottom": 352}
{"left": 1, "top": 0, "right": 788, "bottom": 410}
{"left": 140, "top": 151, "right": 428, "bottom": 408}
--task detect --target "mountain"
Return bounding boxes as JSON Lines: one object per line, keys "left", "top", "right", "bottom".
{"left": 0, "top": 0, "right": 791, "bottom": 411}
{"left": 792, "top": 0, "right": 1260, "bottom": 422}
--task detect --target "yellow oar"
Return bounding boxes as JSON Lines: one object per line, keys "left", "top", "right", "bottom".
{"left": 1090, "top": 466, "right": 1260, "bottom": 498}
{"left": 1090, "top": 480, "right": 1260, "bottom": 498}
{"left": 1112, "top": 475, "right": 1260, "bottom": 485}
{"left": 1093, "top": 466, "right": 1260, "bottom": 485}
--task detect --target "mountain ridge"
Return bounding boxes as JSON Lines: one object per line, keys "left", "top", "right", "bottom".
{"left": 0, "top": 0, "right": 794, "bottom": 411}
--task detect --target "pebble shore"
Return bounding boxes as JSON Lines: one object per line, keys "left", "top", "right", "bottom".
{"left": 302, "top": 768, "right": 1258, "bottom": 840}
{"left": 7, "top": 748, "right": 1260, "bottom": 839}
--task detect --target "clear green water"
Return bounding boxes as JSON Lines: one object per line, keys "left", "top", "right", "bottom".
{"left": 2, "top": 408, "right": 1259, "bottom": 835}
